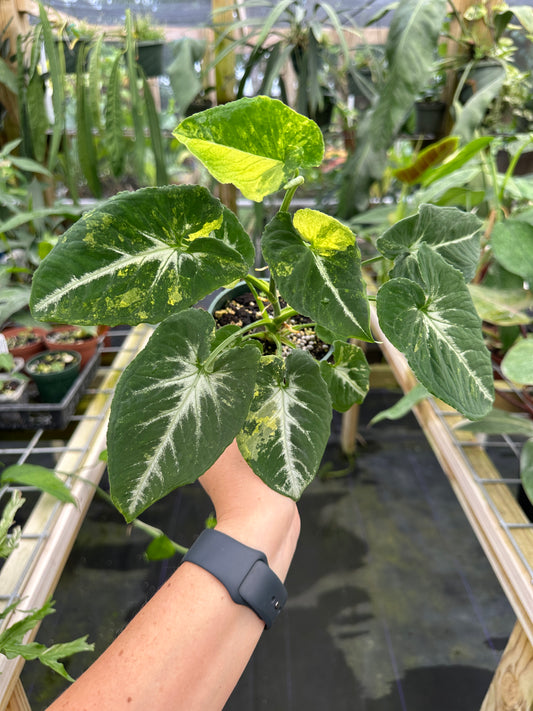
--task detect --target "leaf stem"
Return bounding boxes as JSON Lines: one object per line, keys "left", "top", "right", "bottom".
{"left": 280, "top": 174, "right": 304, "bottom": 212}
{"left": 361, "top": 254, "right": 384, "bottom": 267}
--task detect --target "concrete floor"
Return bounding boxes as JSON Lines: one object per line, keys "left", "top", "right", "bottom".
{"left": 20, "top": 390, "right": 516, "bottom": 710}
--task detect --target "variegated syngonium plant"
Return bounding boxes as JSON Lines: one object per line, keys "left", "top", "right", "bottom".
{"left": 29, "top": 96, "right": 494, "bottom": 521}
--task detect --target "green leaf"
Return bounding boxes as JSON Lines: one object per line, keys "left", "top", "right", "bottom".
{"left": 145, "top": 534, "right": 179, "bottom": 561}
{"left": 501, "top": 336, "right": 533, "bottom": 385}
{"left": 173, "top": 96, "right": 324, "bottom": 201}
{"left": 262, "top": 210, "right": 371, "bottom": 341}
{"left": 376, "top": 245, "right": 494, "bottom": 420}
{"left": 0, "top": 56, "right": 17, "bottom": 94}
{"left": 105, "top": 52, "right": 126, "bottom": 177}
{"left": 142, "top": 74, "right": 168, "bottom": 185}
{"left": 369, "top": 383, "right": 429, "bottom": 425}
{"left": 39, "top": 4, "right": 64, "bottom": 171}
{"left": 237, "top": 351, "right": 332, "bottom": 500}
{"left": 377, "top": 204, "right": 483, "bottom": 282}
{"left": 457, "top": 409, "right": 533, "bottom": 437}
{"left": 0, "top": 598, "right": 93, "bottom": 681}
{"left": 469, "top": 284, "right": 533, "bottom": 326}
{"left": 319, "top": 341, "right": 370, "bottom": 412}
{"left": 491, "top": 220, "right": 533, "bottom": 285}
{"left": 76, "top": 67, "right": 101, "bottom": 198}
{"left": 453, "top": 61, "right": 506, "bottom": 143}
{"left": 520, "top": 438, "right": 533, "bottom": 506}
{"left": 0, "top": 491, "right": 24, "bottom": 559}
{"left": 393, "top": 137, "right": 459, "bottom": 184}
{"left": 371, "top": 0, "right": 447, "bottom": 148}
{"left": 1, "top": 465, "right": 76, "bottom": 505}
{"left": 108, "top": 310, "right": 261, "bottom": 520}
{"left": 420, "top": 136, "right": 494, "bottom": 186}
{"left": 30, "top": 185, "right": 254, "bottom": 326}
{"left": 0, "top": 285, "right": 31, "bottom": 325}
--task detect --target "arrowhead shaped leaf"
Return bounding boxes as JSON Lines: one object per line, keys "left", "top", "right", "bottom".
{"left": 237, "top": 350, "right": 332, "bottom": 500}
{"left": 491, "top": 219, "right": 533, "bottom": 285}
{"left": 319, "top": 341, "right": 370, "bottom": 412}
{"left": 107, "top": 309, "right": 260, "bottom": 521}
{"left": 501, "top": 336, "right": 533, "bottom": 385}
{"left": 30, "top": 185, "right": 254, "bottom": 326}
{"left": 377, "top": 204, "right": 482, "bottom": 282}
{"left": 469, "top": 283, "right": 533, "bottom": 326}
{"left": 376, "top": 245, "right": 494, "bottom": 419}
{"left": 173, "top": 96, "right": 324, "bottom": 202}
{"left": 262, "top": 210, "right": 372, "bottom": 340}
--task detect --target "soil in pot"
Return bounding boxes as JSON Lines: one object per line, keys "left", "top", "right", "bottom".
{"left": 0, "top": 376, "right": 29, "bottom": 404}
{"left": 26, "top": 350, "right": 81, "bottom": 403}
{"left": 2, "top": 327, "right": 48, "bottom": 361}
{"left": 45, "top": 327, "right": 99, "bottom": 369}
{"left": 210, "top": 290, "right": 331, "bottom": 360}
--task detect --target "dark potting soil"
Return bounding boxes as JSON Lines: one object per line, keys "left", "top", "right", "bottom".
{"left": 212, "top": 292, "right": 331, "bottom": 360}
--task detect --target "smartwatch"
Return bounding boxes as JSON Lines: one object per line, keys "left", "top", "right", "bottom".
{"left": 182, "top": 528, "right": 288, "bottom": 629}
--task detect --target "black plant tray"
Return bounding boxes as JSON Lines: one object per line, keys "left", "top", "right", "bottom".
{"left": 0, "top": 345, "right": 103, "bottom": 431}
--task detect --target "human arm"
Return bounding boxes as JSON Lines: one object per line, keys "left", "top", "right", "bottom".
{"left": 46, "top": 440, "right": 300, "bottom": 711}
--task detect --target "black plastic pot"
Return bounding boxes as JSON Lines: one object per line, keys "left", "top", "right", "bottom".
{"left": 414, "top": 101, "right": 446, "bottom": 138}
{"left": 136, "top": 41, "right": 164, "bottom": 77}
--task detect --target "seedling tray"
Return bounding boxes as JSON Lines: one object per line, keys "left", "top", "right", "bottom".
{"left": 0, "top": 345, "right": 103, "bottom": 431}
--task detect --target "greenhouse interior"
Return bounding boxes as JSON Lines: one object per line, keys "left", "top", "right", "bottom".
{"left": 2, "top": 0, "right": 533, "bottom": 708}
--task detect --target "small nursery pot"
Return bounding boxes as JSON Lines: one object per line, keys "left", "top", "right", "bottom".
{"left": 0, "top": 375, "right": 29, "bottom": 404}
{"left": 44, "top": 326, "right": 99, "bottom": 369}
{"left": 26, "top": 350, "right": 81, "bottom": 403}
{"left": 2, "top": 327, "right": 48, "bottom": 361}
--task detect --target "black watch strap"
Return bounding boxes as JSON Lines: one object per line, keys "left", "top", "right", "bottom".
{"left": 182, "top": 528, "right": 288, "bottom": 629}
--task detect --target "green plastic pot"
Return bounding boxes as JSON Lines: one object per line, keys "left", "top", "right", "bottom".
{"left": 26, "top": 350, "right": 81, "bottom": 403}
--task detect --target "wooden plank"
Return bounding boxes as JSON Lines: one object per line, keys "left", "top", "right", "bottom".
{"left": 481, "top": 620, "right": 533, "bottom": 711}
{"left": 0, "top": 325, "right": 154, "bottom": 710}
{"left": 5, "top": 681, "right": 31, "bottom": 711}
{"left": 369, "top": 306, "right": 533, "bottom": 648}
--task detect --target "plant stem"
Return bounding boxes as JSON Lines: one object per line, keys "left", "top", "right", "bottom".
{"left": 280, "top": 174, "right": 304, "bottom": 212}
{"left": 203, "top": 314, "right": 274, "bottom": 369}
{"left": 361, "top": 254, "right": 384, "bottom": 267}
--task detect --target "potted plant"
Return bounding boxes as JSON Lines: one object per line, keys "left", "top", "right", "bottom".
{"left": 0, "top": 374, "right": 29, "bottom": 404}
{"left": 29, "top": 96, "right": 494, "bottom": 523}
{"left": 130, "top": 13, "right": 165, "bottom": 77}
{"left": 1, "top": 326, "right": 48, "bottom": 361}
{"left": 25, "top": 350, "right": 81, "bottom": 403}
{"left": 44, "top": 325, "right": 100, "bottom": 369}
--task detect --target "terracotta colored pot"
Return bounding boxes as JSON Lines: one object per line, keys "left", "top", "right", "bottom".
{"left": 44, "top": 326, "right": 99, "bottom": 369}
{"left": 2, "top": 327, "right": 48, "bottom": 361}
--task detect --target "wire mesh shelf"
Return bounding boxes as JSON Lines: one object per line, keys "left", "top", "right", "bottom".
{"left": 0, "top": 324, "right": 154, "bottom": 707}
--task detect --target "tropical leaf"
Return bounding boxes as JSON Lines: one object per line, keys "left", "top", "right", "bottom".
{"left": 237, "top": 351, "right": 332, "bottom": 500}
{"left": 39, "top": 4, "right": 64, "bottom": 171}
{"left": 457, "top": 409, "right": 533, "bottom": 437}
{"left": 393, "top": 137, "right": 459, "bottom": 184}
{"left": 370, "top": 0, "right": 447, "bottom": 148}
{"left": 376, "top": 245, "right": 494, "bottom": 420}
{"left": 521, "top": 438, "right": 533, "bottom": 506}
{"left": 377, "top": 203, "right": 483, "bottom": 282}
{"left": 369, "top": 383, "right": 429, "bottom": 425}
{"left": 319, "top": 340, "right": 370, "bottom": 412}
{"left": 338, "top": 0, "right": 448, "bottom": 217}
{"left": 262, "top": 209, "right": 371, "bottom": 340}
{"left": 0, "top": 598, "right": 93, "bottom": 681}
{"left": 173, "top": 96, "right": 324, "bottom": 201}
{"left": 0, "top": 285, "right": 31, "bottom": 325}
{"left": 469, "top": 284, "right": 533, "bottom": 326}
{"left": 142, "top": 74, "right": 168, "bottom": 185}
{"left": 76, "top": 65, "right": 101, "bottom": 198}
{"left": 491, "top": 219, "right": 533, "bottom": 285}
{"left": 105, "top": 52, "right": 125, "bottom": 177}
{"left": 108, "top": 310, "right": 261, "bottom": 520}
{"left": 1, "top": 464, "right": 76, "bottom": 505}
{"left": 420, "top": 136, "right": 494, "bottom": 186}
{"left": 0, "top": 491, "right": 24, "bottom": 559}
{"left": 501, "top": 336, "right": 533, "bottom": 385}
{"left": 452, "top": 61, "right": 506, "bottom": 143}
{"left": 30, "top": 185, "right": 254, "bottom": 326}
